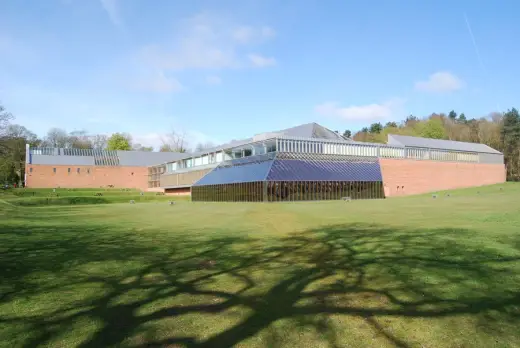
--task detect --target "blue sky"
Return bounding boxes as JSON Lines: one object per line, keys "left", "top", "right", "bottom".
{"left": 1, "top": 0, "right": 519, "bottom": 149}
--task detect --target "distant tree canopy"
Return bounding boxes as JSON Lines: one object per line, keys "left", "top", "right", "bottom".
{"left": 0, "top": 105, "right": 15, "bottom": 156}
{"left": 501, "top": 108, "right": 520, "bottom": 180}
{"left": 419, "top": 118, "right": 446, "bottom": 139}
{"left": 369, "top": 122, "right": 383, "bottom": 134}
{"left": 1, "top": 105, "right": 34, "bottom": 185}
{"left": 107, "top": 133, "right": 132, "bottom": 151}
{"left": 448, "top": 110, "right": 457, "bottom": 120}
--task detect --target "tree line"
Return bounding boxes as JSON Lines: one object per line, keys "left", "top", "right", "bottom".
{"left": 2, "top": 103, "right": 520, "bottom": 185}
{"left": 0, "top": 104, "right": 214, "bottom": 185}
{"left": 338, "top": 108, "right": 520, "bottom": 181}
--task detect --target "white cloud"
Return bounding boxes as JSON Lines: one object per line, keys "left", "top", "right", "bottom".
{"left": 206, "top": 75, "right": 222, "bottom": 85}
{"left": 415, "top": 72, "right": 464, "bottom": 93}
{"left": 248, "top": 54, "right": 277, "bottom": 67}
{"left": 99, "top": 0, "right": 123, "bottom": 28}
{"left": 315, "top": 98, "right": 406, "bottom": 121}
{"left": 232, "top": 26, "right": 255, "bottom": 43}
{"left": 261, "top": 26, "right": 276, "bottom": 39}
{"left": 232, "top": 25, "right": 276, "bottom": 43}
{"left": 133, "top": 70, "right": 184, "bottom": 93}
{"left": 132, "top": 132, "right": 164, "bottom": 150}
{"left": 139, "top": 13, "right": 276, "bottom": 72}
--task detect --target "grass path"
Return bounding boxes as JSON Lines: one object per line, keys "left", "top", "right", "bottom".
{"left": 0, "top": 184, "right": 519, "bottom": 347}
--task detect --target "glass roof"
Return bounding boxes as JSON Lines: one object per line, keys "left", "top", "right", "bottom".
{"left": 193, "top": 160, "right": 273, "bottom": 186}
{"left": 193, "top": 156, "right": 383, "bottom": 186}
{"left": 266, "top": 159, "right": 383, "bottom": 182}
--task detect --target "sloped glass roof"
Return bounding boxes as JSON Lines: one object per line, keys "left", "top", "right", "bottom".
{"left": 193, "top": 160, "right": 273, "bottom": 186}
{"left": 266, "top": 159, "right": 382, "bottom": 182}
{"left": 193, "top": 156, "right": 383, "bottom": 186}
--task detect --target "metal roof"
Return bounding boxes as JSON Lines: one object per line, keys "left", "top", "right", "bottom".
{"left": 28, "top": 148, "right": 187, "bottom": 167}
{"left": 387, "top": 134, "right": 502, "bottom": 154}
{"left": 273, "top": 123, "right": 345, "bottom": 140}
{"left": 30, "top": 154, "right": 95, "bottom": 166}
{"left": 116, "top": 151, "right": 186, "bottom": 166}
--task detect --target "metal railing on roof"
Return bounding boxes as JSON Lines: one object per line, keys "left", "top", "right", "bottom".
{"left": 274, "top": 136, "right": 501, "bottom": 164}
{"left": 29, "top": 147, "right": 121, "bottom": 166}
{"left": 218, "top": 152, "right": 277, "bottom": 168}
{"left": 29, "top": 147, "right": 56, "bottom": 156}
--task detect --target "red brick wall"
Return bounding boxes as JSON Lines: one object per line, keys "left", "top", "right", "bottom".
{"left": 27, "top": 160, "right": 507, "bottom": 197}
{"left": 380, "top": 159, "right": 506, "bottom": 197}
{"left": 25, "top": 164, "right": 149, "bottom": 190}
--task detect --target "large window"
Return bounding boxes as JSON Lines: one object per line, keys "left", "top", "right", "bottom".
{"left": 192, "top": 181, "right": 265, "bottom": 202}
{"left": 192, "top": 181, "right": 385, "bottom": 202}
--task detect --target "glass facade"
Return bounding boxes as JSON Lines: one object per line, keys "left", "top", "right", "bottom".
{"left": 192, "top": 182, "right": 265, "bottom": 202}
{"left": 265, "top": 181, "right": 383, "bottom": 201}
{"left": 191, "top": 180, "right": 385, "bottom": 202}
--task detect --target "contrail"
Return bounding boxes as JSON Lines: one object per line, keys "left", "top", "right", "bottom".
{"left": 463, "top": 12, "right": 501, "bottom": 111}
{"left": 464, "top": 13, "right": 486, "bottom": 74}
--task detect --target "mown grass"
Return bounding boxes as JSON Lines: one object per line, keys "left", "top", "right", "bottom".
{"left": 0, "top": 188, "right": 189, "bottom": 206}
{"left": 0, "top": 183, "right": 519, "bottom": 347}
{"left": 2, "top": 187, "right": 162, "bottom": 197}
{"left": 3, "top": 195, "right": 179, "bottom": 206}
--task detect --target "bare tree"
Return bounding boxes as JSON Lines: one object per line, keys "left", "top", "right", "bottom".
{"left": 489, "top": 112, "right": 503, "bottom": 124}
{"left": 0, "top": 104, "right": 14, "bottom": 156}
{"left": 68, "top": 130, "right": 93, "bottom": 149}
{"left": 160, "top": 130, "right": 188, "bottom": 153}
{"left": 91, "top": 134, "right": 108, "bottom": 150}
{"left": 43, "top": 128, "right": 69, "bottom": 148}
{"left": 5, "top": 124, "right": 39, "bottom": 145}
{"left": 195, "top": 141, "right": 215, "bottom": 152}
{"left": 0, "top": 105, "right": 13, "bottom": 134}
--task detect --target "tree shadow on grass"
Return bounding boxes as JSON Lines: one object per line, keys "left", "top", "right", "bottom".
{"left": 0, "top": 219, "right": 519, "bottom": 347}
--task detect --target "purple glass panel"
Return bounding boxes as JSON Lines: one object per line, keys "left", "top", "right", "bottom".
{"left": 266, "top": 159, "right": 383, "bottom": 182}
{"left": 194, "top": 160, "right": 273, "bottom": 186}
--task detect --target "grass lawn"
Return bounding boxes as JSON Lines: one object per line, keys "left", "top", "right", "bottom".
{"left": 1, "top": 184, "right": 519, "bottom": 347}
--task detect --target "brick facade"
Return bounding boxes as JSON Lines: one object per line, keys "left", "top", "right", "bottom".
{"left": 380, "top": 159, "right": 506, "bottom": 197}
{"left": 25, "top": 164, "right": 149, "bottom": 190}
{"left": 26, "top": 160, "right": 507, "bottom": 197}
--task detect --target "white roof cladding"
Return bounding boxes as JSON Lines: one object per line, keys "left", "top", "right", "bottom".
{"left": 28, "top": 148, "right": 188, "bottom": 166}
{"left": 254, "top": 123, "right": 346, "bottom": 141}
{"left": 115, "top": 151, "right": 186, "bottom": 166}
{"left": 387, "top": 134, "right": 502, "bottom": 154}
